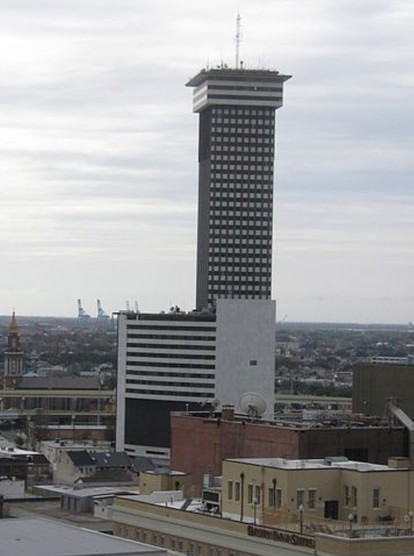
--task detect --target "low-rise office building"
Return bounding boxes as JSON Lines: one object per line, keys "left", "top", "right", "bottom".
{"left": 112, "top": 456, "right": 414, "bottom": 556}
{"left": 113, "top": 494, "right": 316, "bottom": 556}
{"left": 222, "top": 456, "right": 414, "bottom": 525}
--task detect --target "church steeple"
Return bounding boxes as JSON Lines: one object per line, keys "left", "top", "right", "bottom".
{"left": 9, "top": 311, "right": 18, "bottom": 333}
{"left": 3, "top": 311, "right": 24, "bottom": 389}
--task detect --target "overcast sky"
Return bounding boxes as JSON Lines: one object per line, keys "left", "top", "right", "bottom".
{"left": 1, "top": 0, "right": 413, "bottom": 323}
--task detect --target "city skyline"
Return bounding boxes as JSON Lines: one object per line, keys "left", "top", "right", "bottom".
{"left": 1, "top": 0, "right": 413, "bottom": 323}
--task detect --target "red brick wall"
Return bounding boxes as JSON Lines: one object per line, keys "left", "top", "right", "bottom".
{"left": 171, "top": 415, "right": 300, "bottom": 494}
{"left": 171, "top": 415, "right": 407, "bottom": 495}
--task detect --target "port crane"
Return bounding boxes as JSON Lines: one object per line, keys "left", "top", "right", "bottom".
{"left": 77, "top": 299, "right": 91, "bottom": 321}
{"left": 97, "top": 299, "right": 110, "bottom": 321}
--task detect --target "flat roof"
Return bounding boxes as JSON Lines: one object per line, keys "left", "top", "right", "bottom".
{"left": 0, "top": 517, "right": 165, "bottom": 556}
{"left": 186, "top": 67, "right": 291, "bottom": 87}
{"left": 0, "top": 446, "right": 39, "bottom": 456}
{"left": 226, "top": 457, "right": 391, "bottom": 472}
{"left": 38, "top": 484, "right": 140, "bottom": 498}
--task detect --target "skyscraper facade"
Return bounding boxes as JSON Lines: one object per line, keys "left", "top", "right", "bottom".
{"left": 116, "top": 65, "right": 289, "bottom": 458}
{"left": 187, "top": 68, "right": 290, "bottom": 310}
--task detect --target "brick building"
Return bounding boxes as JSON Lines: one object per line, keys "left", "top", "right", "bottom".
{"left": 170, "top": 410, "right": 407, "bottom": 494}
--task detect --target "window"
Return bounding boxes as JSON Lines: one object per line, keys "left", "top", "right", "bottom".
{"left": 248, "top": 484, "right": 253, "bottom": 504}
{"left": 268, "top": 487, "right": 274, "bottom": 507}
{"left": 268, "top": 487, "right": 281, "bottom": 508}
{"left": 275, "top": 488, "right": 282, "bottom": 508}
{"left": 373, "top": 488, "right": 380, "bottom": 509}
{"left": 228, "top": 481, "right": 233, "bottom": 500}
{"left": 255, "top": 485, "right": 261, "bottom": 504}
{"left": 308, "top": 489, "right": 316, "bottom": 510}
{"left": 296, "top": 489, "right": 305, "bottom": 508}
{"left": 351, "top": 486, "right": 358, "bottom": 507}
{"left": 344, "top": 485, "right": 349, "bottom": 506}
{"left": 235, "top": 481, "right": 240, "bottom": 501}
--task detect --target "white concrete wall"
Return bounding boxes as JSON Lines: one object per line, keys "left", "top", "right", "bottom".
{"left": 215, "top": 299, "right": 276, "bottom": 420}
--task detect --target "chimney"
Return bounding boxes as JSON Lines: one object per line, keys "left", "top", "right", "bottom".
{"left": 222, "top": 405, "right": 235, "bottom": 421}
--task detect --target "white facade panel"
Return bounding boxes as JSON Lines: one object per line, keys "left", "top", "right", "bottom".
{"left": 215, "top": 298, "right": 276, "bottom": 420}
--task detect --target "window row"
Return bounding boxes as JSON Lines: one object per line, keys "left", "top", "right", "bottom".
{"left": 209, "top": 248, "right": 271, "bottom": 256}
{"left": 211, "top": 169, "right": 272, "bottom": 177}
{"left": 211, "top": 118, "right": 275, "bottom": 127}
{"left": 212, "top": 127, "right": 273, "bottom": 135}
{"left": 125, "top": 388, "right": 214, "bottom": 398}
{"left": 210, "top": 287, "right": 269, "bottom": 295}
{"left": 210, "top": 155, "right": 273, "bottom": 163}
{"left": 211, "top": 156, "right": 272, "bottom": 165}
{"left": 212, "top": 107, "right": 275, "bottom": 116}
{"left": 211, "top": 151, "right": 274, "bottom": 160}
{"left": 127, "top": 333, "right": 215, "bottom": 341}
{"left": 127, "top": 379, "right": 214, "bottom": 388}
{"left": 210, "top": 221, "right": 271, "bottom": 229}
{"left": 296, "top": 488, "right": 317, "bottom": 510}
{"left": 227, "top": 482, "right": 317, "bottom": 510}
{"left": 208, "top": 273, "right": 270, "bottom": 281}
{"left": 127, "top": 370, "right": 215, "bottom": 379}
{"left": 209, "top": 236, "right": 271, "bottom": 242}
{"left": 210, "top": 202, "right": 272, "bottom": 209}
{"left": 126, "top": 342, "right": 215, "bottom": 351}
{"left": 211, "top": 144, "right": 274, "bottom": 151}
{"left": 127, "top": 361, "right": 215, "bottom": 370}
{"left": 121, "top": 526, "right": 248, "bottom": 556}
{"left": 343, "top": 485, "right": 381, "bottom": 508}
{"left": 126, "top": 351, "right": 215, "bottom": 360}
{"left": 127, "top": 325, "right": 216, "bottom": 332}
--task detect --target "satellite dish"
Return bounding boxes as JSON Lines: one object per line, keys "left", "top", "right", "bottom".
{"left": 239, "top": 392, "right": 267, "bottom": 418}
{"left": 211, "top": 399, "right": 221, "bottom": 410}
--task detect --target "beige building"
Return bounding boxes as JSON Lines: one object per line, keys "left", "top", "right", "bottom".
{"left": 139, "top": 470, "right": 192, "bottom": 497}
{"left": 222, "top": 456, "right": 414, "bottom": 525}
{"left": 112, "top": 456, "right": 414, "bottom": 556}
{"left": 112, "top": 493, "right": 414, "bottom": 556}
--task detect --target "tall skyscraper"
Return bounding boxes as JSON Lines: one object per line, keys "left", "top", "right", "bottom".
{"left": 187, "top": 68, "right": 290, "bottom": 310}
{"left": 116, "top": 64, "right": 290, "bottom": 458}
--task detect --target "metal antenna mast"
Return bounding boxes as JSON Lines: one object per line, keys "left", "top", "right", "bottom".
{"left": 235, "top": 13, "right": 242, "bottom": 69}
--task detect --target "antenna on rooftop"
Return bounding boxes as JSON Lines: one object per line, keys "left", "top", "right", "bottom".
{"left": 239, "top": 392, "right": 267, "bottom": 419}
{"left": 235, "top": 13, "right": 242, "bottom": 69}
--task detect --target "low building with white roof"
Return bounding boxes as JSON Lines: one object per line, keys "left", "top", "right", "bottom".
{"left": 111, "top": 456, "right": 414, "bottom": 556}
{"left": 222, "top": 456, "right": 413, "bottom": 525}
